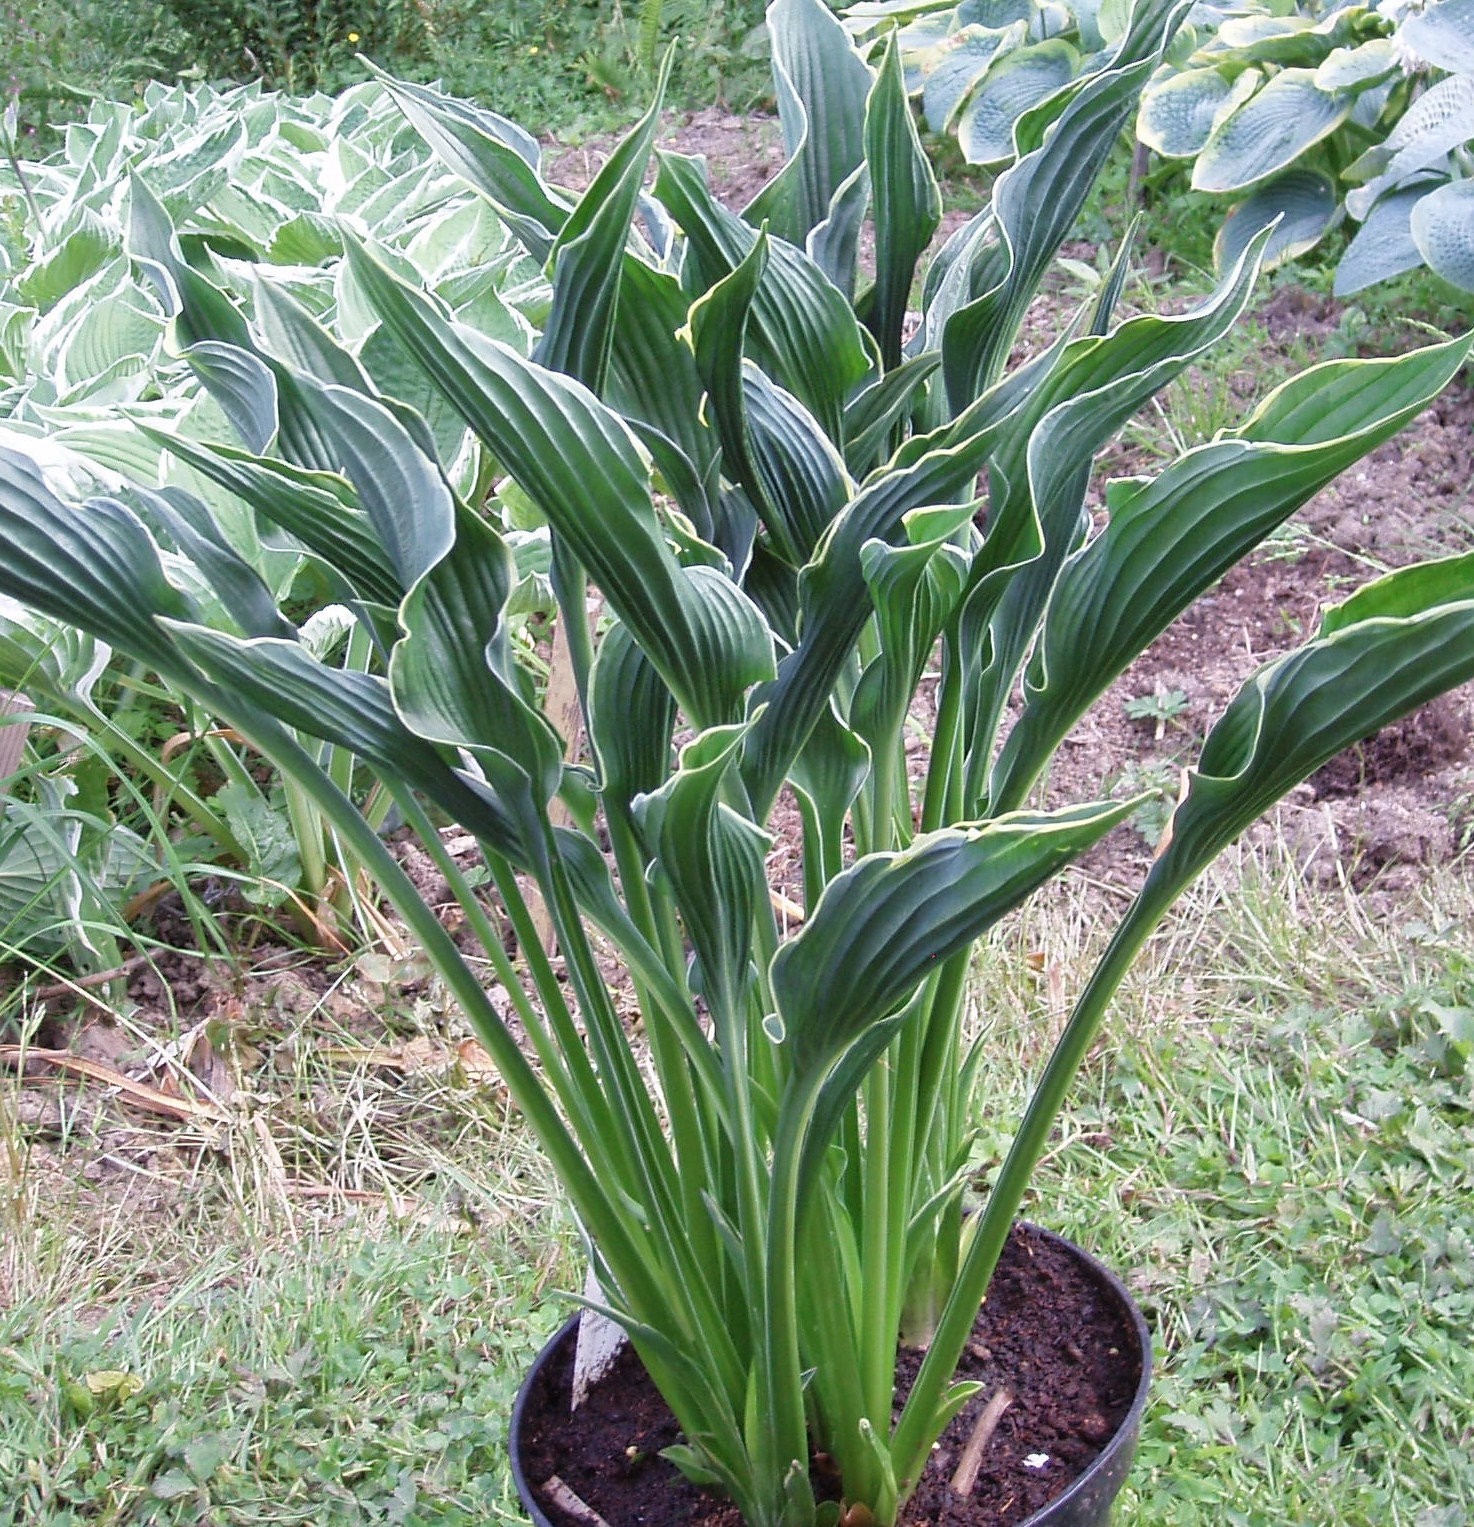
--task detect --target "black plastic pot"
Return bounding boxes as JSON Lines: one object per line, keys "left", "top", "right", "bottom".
{"left": 510, "top": 1225, "right": 1151, "bottom": 1527}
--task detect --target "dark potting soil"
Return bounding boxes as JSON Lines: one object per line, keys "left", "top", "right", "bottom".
{"left": 517, "top": 1224, "right": 1141, "bottom": 1527}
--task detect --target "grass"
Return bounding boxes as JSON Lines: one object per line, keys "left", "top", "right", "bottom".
{"left": 3, "top": 826, "right": 1472, "bottom": 1523}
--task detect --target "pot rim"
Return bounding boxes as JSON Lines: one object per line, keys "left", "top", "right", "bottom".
{"left": 509, "top": 1222, "right": 1152, "bottom": 1527}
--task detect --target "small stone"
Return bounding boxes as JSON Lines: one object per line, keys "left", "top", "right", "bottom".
{"left": 1023, "top": 1453, "right": 1050, "bottom": 1470}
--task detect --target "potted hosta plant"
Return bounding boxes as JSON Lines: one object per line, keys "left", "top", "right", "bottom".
{"left": 2, "top": 0, "right": 1473, "bottom": 1521}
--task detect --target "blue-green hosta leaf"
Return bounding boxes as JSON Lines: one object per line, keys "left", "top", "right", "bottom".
{"left": 1215, "top": 169, "right": 1339, "bottom": 274}
{"left": 1411, "top": 179, "right": 1474, "bottom": 292}
{"left": 1334, "top": 184, "right": 1428, "bottom": 296}
{"left": 955, "top": 39, "right": 1081, "bottom": 166}
{"left": 1137, "top": 66, "right": 1241, "bottom": 157}
{"left": 772, "top": 799, "right": 1137, "bottom": 1082}
{"left": 536, "top": 51, "right": 670, "bottom": 392}
{"left": 633, "top": 726, "right": 773, "bottom": 1025}
{"left": 654, "top": 151, "right": 873, "bottom": 443}
{"left": 1344, "top": 77, "right": 1474, "bottom": 221}
{"left": 1193, "top": 69, "right": 1352, "bottom": 193}
{"left": 989, "top": 336, "right": 1473, "bottom": 810}
{"left": 1397, "top": 0, "right": 1474, "bottom": 75}
{"left": 1150, "top": 595, "right": 1474, "bottom": 896}
{"left": 921, "top": 25, "right": 1024, "bottom": 134}
{"left": 344, "top": 238, "right": 775, "bottom": 729}
{"left": 1206, "top": 11, "right": 1357, "bottom": 68}
{"left": 843, "top": 353, "right": 943, "bottom": 478}
{"left": 866, "top": 35, "right": 943, "bottom": 370}
{"left": 745, "top": 0, "right": 874, "bottom": 250}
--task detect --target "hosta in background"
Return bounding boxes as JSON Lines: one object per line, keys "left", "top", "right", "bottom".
{"left": 855, "top": 0, "right": 1474, "bottom": 294}
{"left": 1138, "top": 0, "right": 1474, "bottom": 292}
{"left": 0, "top": 79, "right": 550, "bottom": 950}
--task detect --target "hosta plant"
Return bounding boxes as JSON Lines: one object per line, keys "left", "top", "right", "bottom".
{"left": 4, "top": 1, "right": 1474, "bottom": 1523}
{"left": 1136, "top": 0, "right": 1474, "bottom": 292}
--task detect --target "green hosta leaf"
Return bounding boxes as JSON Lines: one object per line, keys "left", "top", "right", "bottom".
{"left": 0, "top": 447, "right": 196, "bottom": 679}
{"left": 654, "top": 152, "right": 872, "bottom": 442}
{"left": 1150, "top": 594, "right": 1474, "bottom": 895}
{"left": 344, "top": 237, "right": 775, "bottom": 729}
{"left": 955, "top": 39, "right": 1081, "bottom": 166}
{"left": 1215, "top": 169, "right": 1339, "bottom": 274}
{"left": 163, "top": 621, "right": 524, "bottom": 856}
{"left": 1322, "top": 549, "right": 1474, "bottom": 636}
{"left": 1411, "top": 180, "right": 1474, "bottom": 293}
{"left": 589, "top": 619, "right": 677, "bottom": 807}
{"left": 866, "top": 36, "right": 943, "bottom": 370}
{"left": 1397, "top": 0, "right": 1474, "bottom": 75}
{"left": 536, "top": 51, "right": 671, "bottom": 392}
{"left": 1193, "top": 69, "right": 1352, "bottom": 193}
{"left": 936, "top": 0, "right": 1187, "bottom": 409}
{"left": 989, "top": 336, "right": 1473, "bottom": 810}
{"left": 146, "top": 433, "right": 402, "bottom": 607}
{"left": 1137, "top": 67, "right": 1240, "bottom": 158}
{"left": 391, "top": 506, "right": 564, "bottom": 812}
{"left": 772, "top": 799, "right": 1137, "bottom": 1083}
{"left": 921, "top": 25, "right": 1024, "bottom": 134}
{"left": 15, "top": 215, "right": 117, "bottom": 312}
{"left": 851, "top": 505, "right": 971, "bottom": 757}
{"left": 633, "top": 726, "right": 773, "bottom": 1025}
{"left": 1334, "top": 184, "right": 1427, "bottom": 296}
{"left": 746, "top": 0, "right": 874, "bottom": 248}
{"left": 130, "top": 485, "right": 295, "bottom": 642}
{"left": 843, "top": 353, "right": 942, "bottom": 478}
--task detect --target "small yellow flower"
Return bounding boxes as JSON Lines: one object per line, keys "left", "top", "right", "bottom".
{"left": 528, "top": 44, "right": 539, "bottom": 54}
{"left": 347, "top": 30, "right": 360, "bottom": 42}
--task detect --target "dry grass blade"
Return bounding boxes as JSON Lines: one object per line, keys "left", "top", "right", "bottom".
{"left": 0, "top": 1046, "right": 227, "bottom": 1122}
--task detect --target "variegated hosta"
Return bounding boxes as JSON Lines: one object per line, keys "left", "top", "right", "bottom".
{"left": 1136, "top": 0, "right": 1474, "bottom": 292}
{"left": 3, "top": 1, "right": 1474, "bottom": 1523}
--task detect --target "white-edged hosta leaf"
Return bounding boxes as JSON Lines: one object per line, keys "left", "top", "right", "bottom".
{"left": 1334, "top": 184, "right": 1427, "bottom": 295}
{"left": 367, "top": 70, "right": 569, "bottom": 261}
{"left": 1215, "top": 169, "right": 1339, "bottom": 274}
{"left": 921, "top": 25, "right": 1023, "bottom": 134}
{"left": 955, "top": 40, "right": 1081, "bottom": 166}
{"left": 1411, "top": 179, "right": 1474, "bottom": 291}
{"left": 1193, "top": 69, "right": 1351, "bottom": 192}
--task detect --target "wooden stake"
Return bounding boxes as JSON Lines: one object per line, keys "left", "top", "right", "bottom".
{"left": 950, "top": 1387, "right": 1013, "bottom": 1497}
